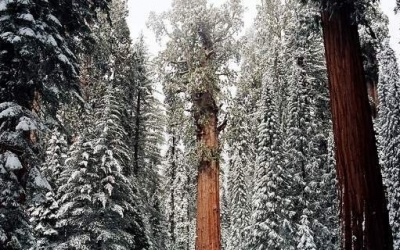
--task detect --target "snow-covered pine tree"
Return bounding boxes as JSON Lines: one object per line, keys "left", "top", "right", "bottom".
{"left": 131, "top": 37, "right": 164, "bottom": 176}
{"left": 234, "top": 32, "right": 262, "bottom": 201}
{"left": 223, "top": 5, "right": 285, "bottom": 248}
{"left": 162, "top": 81, "right": 195, "bottom": 249}
{"left": 283, "top": 59, "right": 316, "bottom": 249}
{"left": 282, "top": 1, "right": 338, "bottom": 248}
{"left": 226, "top": 138, "right": 250, "bottom": 250}
{"left": 245, "top": 1, "right": 293, "bottom": 249}
{"left": 297, "top": 215, "right": 317, "bottom": 250}
{"left": 377, "top": 39, "right": 400, "bottom": 250}
{"left": 249, "top": 71, "right": 287, "bottom": 250}
{"left": 42, "top": 129, "right": 69, "bottom": 189}
{"left": 147, "top": 178, "right": 167, "bottom": 250}
{"left": 181, "top": 119, "right": 198, "bottom": 250}
{"left": 129, "top": 37, "right": 167, "bottom": 249}
{"left": 54, "top": 1, "right": 153, "bottom": 248}
{"left": 27, "top": 128, "right": 69, "bottom": 248}
{"left": 56, "top": 85, "right": 148, "bottom": 250}
{"left": 163, "top": 133, "right": 190, "bottom": 250}
{"left": 220, "top": 176, "right": 231, "bottom": 250}
{"left": 163, "top": 133, "right": 179, "bottom": 249}
{"left": 173, "top": 149, "right": 192, "bottom": 250}
{"left": 224, "top": 21, "right": 265, "bottom": 250}
{"left": 0, "top": 0, "right": 110, "bottom": 247}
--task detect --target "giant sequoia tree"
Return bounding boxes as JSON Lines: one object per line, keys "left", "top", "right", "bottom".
{"left": 149, "top": 0, "right": 242, "bottom": 249}
{"left": 302, "top": 0, "right": 392, "bottom": 249}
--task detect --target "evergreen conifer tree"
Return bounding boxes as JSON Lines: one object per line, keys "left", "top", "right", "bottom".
{"left": 0, "top": 1, "right": 110, "bottom": 247}
{"left": 377, "top": 40, "right": 400, "bottom": 250}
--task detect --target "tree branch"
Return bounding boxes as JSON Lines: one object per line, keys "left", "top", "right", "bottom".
{"left": 217, "top": 116, "right": 227, "bottom": 133}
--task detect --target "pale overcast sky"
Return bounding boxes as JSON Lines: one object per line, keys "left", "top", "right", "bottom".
{"left": 127, "top": 0, "right": 400, "bottom": 59}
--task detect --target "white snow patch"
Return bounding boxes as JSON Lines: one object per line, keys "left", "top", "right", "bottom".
{"left": 17, "top": 13, "right": 34, "bottom": 22}
{"left": 0, "top": 164, "right": 6, "bottom": 174}
{"left": 30, "top": 167, "right": 52, "bottom": 190}
{"left": 16, "top": 116, "right": 37, "bottom": 131}
{"left": 0, "top": 231, "right": 6, "bottom": 246}
{"left": 0, "top": 31, "right": 12, "bottom": 40}
{"left": 111, "top": 204, "right": 124, "bottom": 218}
{"left": 57, "top": 54, "right": 70, "bottom": 64}
{"left": 43, "top": 228, "right": 58, "bottom": 236}
{"left": 96, "top": 192, "right": 107, "bottom": 208}
{"left": 46, "top": 35, "right": 57, "bottom": 47}
{"left": 12, "top": 36, "right": 21, "bottom": 43}
{"left": 0, "top": 15, "right": 10, "bottom": 21}
{"left": 4, "top": 151, "right": 22, "bottom": 171}
{"left": 68, "top": 170, "right": 81, "bottom": 183}
{"left": 0, "top": 102, "right": 22, "bottom": 119}
{"left": 0, "top": 105, "right": 20, "bottom": 119}
{"left": 82, "top": 152, "right": 89, "bottom": 160}
{"left": 18, "top": 27, "right": 35, "bottom": 37}
{"left": 57, "top": 201, "right": 75, "bottom": 217}
{"left": 48, "top": 86, "right": 60, "bottom": 94}
{"left": 104, "top": 183, "right": 113, "bottom": 196}
{"left": 0, "top": 1, "right": 7, "bottom": 11}
{"left": 47, "top": 14, "right": 61, "bottom": 27}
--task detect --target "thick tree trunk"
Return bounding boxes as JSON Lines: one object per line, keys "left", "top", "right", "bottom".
{"left": 321, "top": 4, "right": 392, "bottom": 250}
{"left": 194, "top": 92, "right": 221, "bottom": 250}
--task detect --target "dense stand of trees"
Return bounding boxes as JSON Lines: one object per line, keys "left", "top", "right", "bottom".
{"left": 1, "top": 0, "right": 400, "bottom": 250}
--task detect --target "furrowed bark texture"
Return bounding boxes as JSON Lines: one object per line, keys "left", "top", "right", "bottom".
{"left": 194, "top": 24, "right": 221, "bottom": 250}
{"left": 321, "top": 4, "right": 392, "bottom": 250}
{"left": 194, "top": 92, "right": 221, "bottom": 250}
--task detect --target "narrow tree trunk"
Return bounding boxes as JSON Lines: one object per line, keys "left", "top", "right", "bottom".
{"left": 170, "top": 135, "right": 176, "bottom": 246}
{"left": 194, "top": 92, "right": 221, "bottom": 250}
{"left": 133, "top": 89, "right": 141, "bottom": 175}
{"left": 321, "top": 4, "right": 392, "bottom": 250}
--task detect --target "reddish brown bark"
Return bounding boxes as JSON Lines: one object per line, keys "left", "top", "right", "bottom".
{"left": 193, "top": 24, "right": 221, "bottom": 250}
{"left": 194, "top": 92, "right": 221, "bottom": 250}
{"left": 321, "top": 4, "right": 392, "bottom": 250}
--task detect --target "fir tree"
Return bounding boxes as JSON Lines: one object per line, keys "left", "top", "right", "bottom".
{"left": 227, "top": 139, "right": 250, "bottom": 250}
{"left": 283, "top": 2, "right": 338, "bottom": 248}
{"left": 56, "top": 86, "right": 148, "bottom": 249}
{"left": 249, "top": 73, "right": 287, "bottom": 250}
{"left": 27, "top": 128, "right": 68, "bottom": 248}
{"left": 377, "top": 40, "right": 400, "bottom": 250}
{"left": 129, "top": 38, "right": 167, "bottom": 250}
{"left": 0, "top": 0, "right": 110, "bottom": 247}
{"left": 162, "top": 85, "right": 195, "bottom": 250}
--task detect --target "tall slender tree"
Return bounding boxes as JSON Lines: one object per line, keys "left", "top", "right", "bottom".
{"left": 130, "top": 37, "right": 166, "bottom": 250}
{"left": 56, "top": 85, "right": 148, "bottom": 250}
{"left": 283, "top": 1, "right": 338, "bottom": 249}
{"left": 226, "top": 112, "right": 250, "bottom": 250}
{"left": 377, "top": 40, "right": 400, "bottom": 250}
